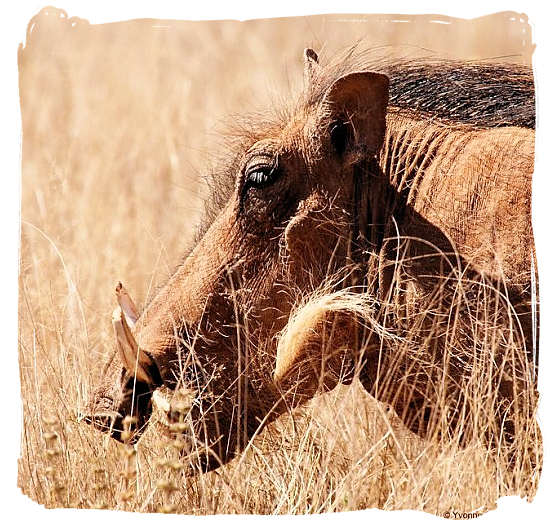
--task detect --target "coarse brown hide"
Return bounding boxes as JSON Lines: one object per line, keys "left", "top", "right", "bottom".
{"left": 83, "top": 49, "right": 536, "bottom": 472}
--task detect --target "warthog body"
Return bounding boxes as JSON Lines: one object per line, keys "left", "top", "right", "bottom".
{"left": 85, "top": 50, "right": 536, "bottom": 471}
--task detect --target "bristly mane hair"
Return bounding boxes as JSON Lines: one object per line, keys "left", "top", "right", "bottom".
{"left": 196, "top": 48, "right": 535, "bottom": 242}
{"left": 304, "top": 50, "right": 534, "bottom": 129}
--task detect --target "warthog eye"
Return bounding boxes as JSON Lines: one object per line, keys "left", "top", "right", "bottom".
{"left": 243, "top": 156, "right": 281, "bottom": 193}
{"left": 245, "top": 166, "right": 280, "bottom": 189}
{"left": 248, "top": 168, "right": 273, "bottom": 186}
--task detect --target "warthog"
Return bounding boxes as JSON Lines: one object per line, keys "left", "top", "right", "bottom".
{"left": 84, "top": 49, "right": 537, "bottom": 471}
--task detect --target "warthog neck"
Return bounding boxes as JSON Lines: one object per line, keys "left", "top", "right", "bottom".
{"left": 381, "top": 112, "right": 468, "bottom": 206}
{"left": 360, "top": 111, "right": 535, "bottom": 356}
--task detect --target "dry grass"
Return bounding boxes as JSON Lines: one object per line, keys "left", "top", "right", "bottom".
{"left": 17, "top": 7, "right": 539, "bottom": 516}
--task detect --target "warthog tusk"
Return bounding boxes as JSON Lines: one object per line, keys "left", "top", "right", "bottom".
{"left": 115, "top": 281, "right": 139, "bottom": 329}
{"left": 112, "top": 286, "right": 154, "bottom": 384}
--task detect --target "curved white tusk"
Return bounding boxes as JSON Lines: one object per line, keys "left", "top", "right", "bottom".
{"left": 115, "top": 281, "right": 139, "bottom": 329}
{"left": 112, "top": 304, "right": 153, "bottom": 384}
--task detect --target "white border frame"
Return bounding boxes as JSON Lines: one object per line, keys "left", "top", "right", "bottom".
{"left": 3, "top": 2, "right": 548, "bottom": 522}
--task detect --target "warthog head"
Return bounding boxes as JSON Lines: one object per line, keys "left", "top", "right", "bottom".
{"left": 82, "top": 48, "right": 538, "bottom": 474}
{"left": 83, "top": 49, "right": 390, "bottom": 469}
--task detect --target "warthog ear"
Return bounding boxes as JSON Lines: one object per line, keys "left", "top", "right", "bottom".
{"left": 323, "top": 71, "right": 389, "bottom": 159}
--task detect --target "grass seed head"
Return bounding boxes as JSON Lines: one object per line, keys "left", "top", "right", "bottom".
{"left": 120, "top": 490, "right": 134, "bottom": 502}
{"left": 171, "top": 439, "right": 186, "bottom": 451}
{"left": 168, "top": 422, "right": 189, "bottom": 434}
{"left": 156, "top": 479, "right": 177, "bottom": 492}
{"left": 159, "top": 504, "right": 177, "bottom": 513}
{"left": 122, "top": 469, "right": 137, "bottom": 480}
{"left": 168, "top": 460, "right": 185, "bottom": 471}
{"left": 122, "top": 416, "right": 138, "bottom": 430}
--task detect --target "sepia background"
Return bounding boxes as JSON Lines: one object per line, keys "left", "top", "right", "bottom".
{"left": 17, "top": 7, "right": 536, "bottom": 514}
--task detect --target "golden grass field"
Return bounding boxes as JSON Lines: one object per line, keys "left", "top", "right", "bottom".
{"left": 17, "top": 7, "right": 539, "bottom": 516}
